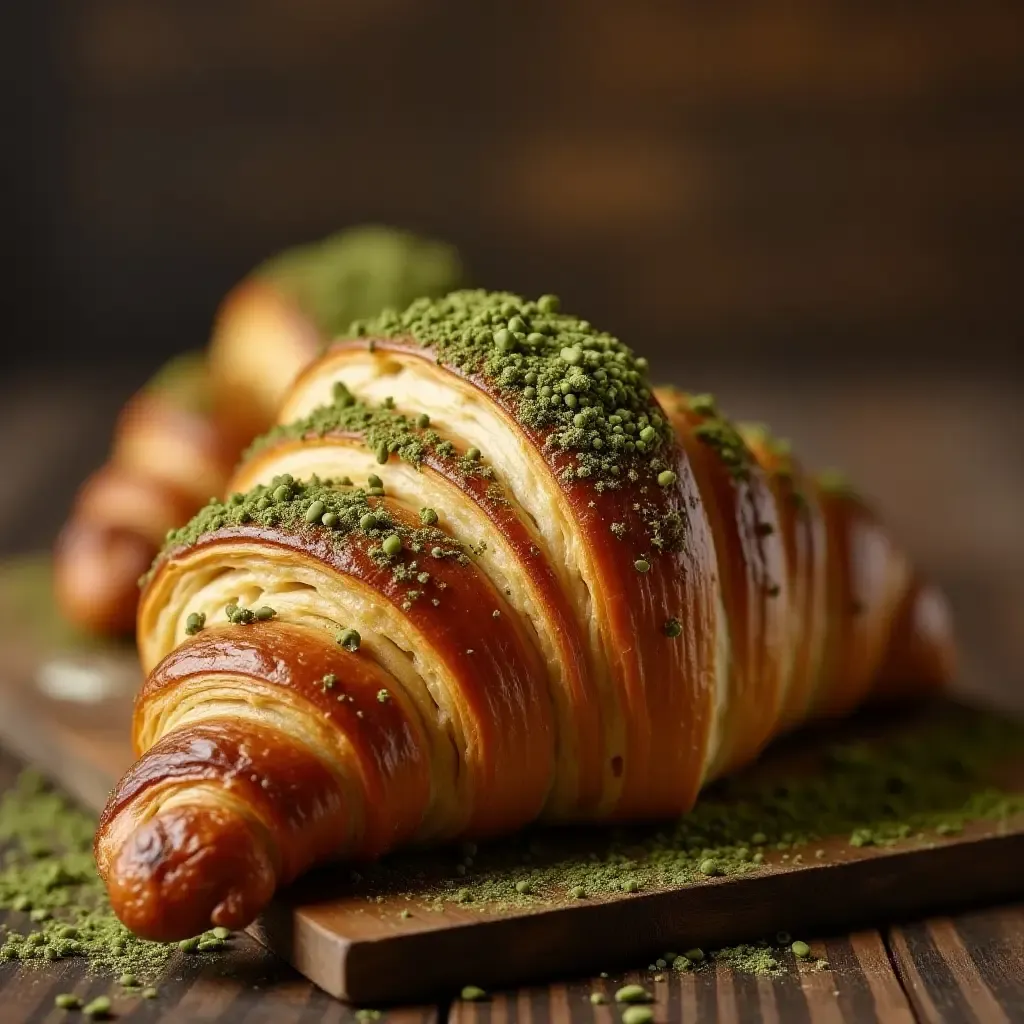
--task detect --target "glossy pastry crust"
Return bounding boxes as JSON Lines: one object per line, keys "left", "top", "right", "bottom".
{"left": 55, "top": 228, "right": 462, "bottom": 638}
{"left": 95, "top": 290, "right": 954, "bottom": 941}
{"left": 275, "top": 339, "right": 720, "bottom": 820}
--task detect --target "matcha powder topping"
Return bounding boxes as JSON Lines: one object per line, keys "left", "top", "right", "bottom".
{"left": 148, "top": 475, "right": 463, "bottom": 586}
{"left": 255, "top": 226, "right": 462, "bottom": 338}
{"left": 245, "top": 383, "right": 494, "bottom": 485}
{"left": 349, "top": 291, "right": 674, "bottom": 495}
{"left": 0, "top": 770, "right": 173, "bottom": 979}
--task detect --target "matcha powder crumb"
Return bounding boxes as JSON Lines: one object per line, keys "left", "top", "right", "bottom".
{"left": 712, "top": 944, "right": 785, "bottom": 977}
{"left": 349, "top": 290, "right": 675, "bottom": 500}
{"left": 0, "top": 770, "right": 173, "bottom": 980}
{"left": 145, "top": 475, "right": 463, "bottom": 589}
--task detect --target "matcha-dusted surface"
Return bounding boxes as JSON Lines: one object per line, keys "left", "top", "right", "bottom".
{"left": 0, "top": 750, "right": 432, "bottom": 1024}
{"left": 245, "top": 383, "right": 494, "bottom": 481}
{"left": 256, "top": 227, "right": 463, "bottom": 339}
{"left": 314, "top": 707, "right": 1023, "bottom": 914}
{"left": 349, "top": 292, "right": 680, "bottom": 523}
{"left": 154, "top": 474, "right": 465, "bottom": 581}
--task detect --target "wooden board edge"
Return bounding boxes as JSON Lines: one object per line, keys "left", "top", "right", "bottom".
{"left": 254, "top": 830, "right": 1024, "bottom": 1005}
{"left": 248, "top": 912, "right": 352, "bottom": 1000}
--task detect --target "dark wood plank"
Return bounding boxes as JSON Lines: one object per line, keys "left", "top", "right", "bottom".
{"left": 889, "top": 906, "right": 1024, "bottom": 1024}
{"left": 0, "top": 922, "right": 434, "bottom": 1024}
{"left": 449, "top": 929, "right": 916, "bottom": 1024}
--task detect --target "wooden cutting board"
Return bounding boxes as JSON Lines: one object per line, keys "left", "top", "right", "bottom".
{"left": 1, "top": 555, "right": 1023, "bottom": 1006}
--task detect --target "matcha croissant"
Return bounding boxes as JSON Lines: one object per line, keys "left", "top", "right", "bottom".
{"left": 54, "top": 228, "right": 461, "bottom": 636}
{"left": 94, "top": 291, "right": 954, "bottom": 941}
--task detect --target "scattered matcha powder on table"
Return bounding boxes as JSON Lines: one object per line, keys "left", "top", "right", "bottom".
{"left": 622, "top": 1007, "right": 654, "bottom": 1024}
{"left": 82, "top": 994, "right": 113, "bottom": 1018}
{"left": 615, "top": 984, "right": 652, "bottom": 1003}
{"left": 711, "top": 944, "right": 785, "bottom": 977}
{"left": 3, "top": 711, "right": 1021, "bottom": 987}
{"left": 0, "top": 769, "right": 228, "bottom": 980}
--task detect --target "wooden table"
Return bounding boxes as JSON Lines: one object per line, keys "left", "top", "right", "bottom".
{"left": 1, "top": 369, "right": 1022, "bottom": 1022}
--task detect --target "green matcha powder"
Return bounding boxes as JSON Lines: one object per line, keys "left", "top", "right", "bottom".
{"left": 0, "top": 771, "right": 230, "bottom": 980}
{"left": 1, "top": 708, "right": 1022, "bottom": 990}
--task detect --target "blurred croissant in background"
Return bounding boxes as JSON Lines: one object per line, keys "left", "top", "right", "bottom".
{"left": 53, "top": 227, "right": 463, "bottom": 636}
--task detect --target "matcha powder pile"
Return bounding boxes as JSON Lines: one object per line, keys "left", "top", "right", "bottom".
{"left": 0, "top": 769, "right": 172, "bottom": 979}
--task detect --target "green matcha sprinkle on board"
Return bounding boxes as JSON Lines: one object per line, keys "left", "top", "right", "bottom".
{"left": 255, "top": 226, "right": 462, "bottom": 338}
{"left": 146, "top": 476, "right": 464, "bottom": 587}
{"left": 334, "top": 709, "right": 1024, "bottom": 914}
{"left": 245, "top": 385, "right": 496, "bottom": 485}
{"left": 348, "top": 290, "right": 674, "bottom": 494}
{"left": 711, "top": 943, "right": 785, "bottom": 977}
{"left": 0, "top": 770, "right": 174, "bottom": 979}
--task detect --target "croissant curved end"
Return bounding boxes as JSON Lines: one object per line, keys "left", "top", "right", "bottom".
{"left": 98, "top": 802, "right": 277, "bottom": 942}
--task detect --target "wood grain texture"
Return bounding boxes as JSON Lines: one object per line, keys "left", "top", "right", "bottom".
{"left": 448, "top": 931, "right": 916, "bottom": 1024}
{"left": 889, "top": 906, "right": 1024, "bottom": 1024}
{"left": 0, "top": 929, "right": 436, "bottom": 1024}
{"left": 250, "top": 821, "right": 1024, "bottom": 1006}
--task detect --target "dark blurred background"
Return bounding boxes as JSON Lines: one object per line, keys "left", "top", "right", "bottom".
{"left": 6, "top": 1, "right": 1024, "bottom": 375}
{"left": 1, "top": 1, "right": 1022, "bottom": 688}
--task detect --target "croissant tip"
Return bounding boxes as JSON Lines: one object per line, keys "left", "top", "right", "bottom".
{"left": 100, "top": 802, "right": 276, "bottom": 943}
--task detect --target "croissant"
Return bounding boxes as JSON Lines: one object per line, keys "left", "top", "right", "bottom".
{"left": 95, "top": 290, "right": 955, "bottom": 941}
{"left": 53, "top": 354, "right": 237, "bottom": 635}
{"left": 208, "top": 226, "right": 463, "bottom": 452}
{"left": 55, "top": 227, "right": 462, "bottom": 636}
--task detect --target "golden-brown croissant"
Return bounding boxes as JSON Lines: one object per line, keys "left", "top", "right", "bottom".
{"left": 208, "top": 227, "right": 463, "bottom": 452}
{"left": 55, "top": 228, "right": 462, "bottom": 636}
{"left": 53, "top": 354, "right": 237, "bottom": 635}
{"left": 95, "top": 291, "right": 954, "bottom": 941}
